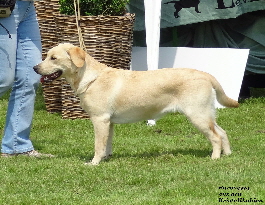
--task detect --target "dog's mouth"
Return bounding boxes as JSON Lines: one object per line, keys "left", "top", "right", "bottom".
{"left": 40, "top": 70, "right": 63, "bottom": 83}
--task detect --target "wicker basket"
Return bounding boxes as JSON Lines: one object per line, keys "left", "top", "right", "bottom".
{"left": 34, "top": 0, "right": 60, "bottom": 57}
{"left": 54, "top": 14, "right": 135, "bottom": 119}
{"left": 35, "top": 0, "right": 63, "bottom": 113}
{"left": 55, "top": 14, "right": 135, "bottom": 70}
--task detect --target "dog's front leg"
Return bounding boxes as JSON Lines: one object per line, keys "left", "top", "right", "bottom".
{"left": 89, "top": 117, "right": 113, "bottom": 165}
{"left": 106, "top": 123, "right": 114, "bottom": 157}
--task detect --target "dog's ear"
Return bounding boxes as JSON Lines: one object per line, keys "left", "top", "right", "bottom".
{"left": 68, "top": 47, "right": 86, "bottom": 68}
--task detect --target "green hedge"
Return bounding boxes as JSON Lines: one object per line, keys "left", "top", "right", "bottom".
{"left": 59, "top": 0, "right": 129, "bottom": 16}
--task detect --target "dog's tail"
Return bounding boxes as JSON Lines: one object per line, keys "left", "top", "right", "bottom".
{"left": 210, "top": 75, "right": 239, "bottom": 108}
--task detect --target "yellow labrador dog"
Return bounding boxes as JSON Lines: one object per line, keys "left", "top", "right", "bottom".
{"left": 34, "top": 43, "right": 239, "bottom": 165}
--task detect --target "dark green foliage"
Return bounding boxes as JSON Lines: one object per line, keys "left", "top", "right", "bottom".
{"left": 59, "top": 0, "right": 129, "bottom": 16}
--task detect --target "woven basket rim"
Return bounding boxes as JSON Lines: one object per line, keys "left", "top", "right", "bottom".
{"left": 55, "top": 13, "right": 135, "bottom": 21}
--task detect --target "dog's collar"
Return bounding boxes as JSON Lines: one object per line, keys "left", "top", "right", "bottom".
{"left": 75, "top": 78, "right": 96, "bottom": 97}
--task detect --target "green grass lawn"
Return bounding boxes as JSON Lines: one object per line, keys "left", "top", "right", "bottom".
{"left": 0, "top": 88, "right": 265, "bottom": 205}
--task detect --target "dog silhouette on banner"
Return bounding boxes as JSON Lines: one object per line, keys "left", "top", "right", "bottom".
{"left": 164, "top": 0, "right": 201, "bottom": 18}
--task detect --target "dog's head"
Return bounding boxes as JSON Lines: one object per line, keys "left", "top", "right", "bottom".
{"left": 34, "top": 43, "right": 86, "bottom": 83}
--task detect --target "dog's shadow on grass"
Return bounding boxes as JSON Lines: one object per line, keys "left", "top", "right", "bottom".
{"left": 35, "top": 139, "right": 211, "bottom": 162}
{"left": 113, "top": 148, "right": 211, "bottom": 160}
{"left": 45, "top": 146, "right": 212, "bottom": 162}
{"left": 77, "top": 148, "right": 211, "bottom": 163}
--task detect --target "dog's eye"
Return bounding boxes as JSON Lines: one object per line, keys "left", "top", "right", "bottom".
{"left": 51, "top": 56, "right": 57, "bottom": 60}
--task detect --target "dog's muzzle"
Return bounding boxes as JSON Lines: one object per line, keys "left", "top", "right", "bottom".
{"left": 33, "top": 65, "right": 63, "bottom": 83}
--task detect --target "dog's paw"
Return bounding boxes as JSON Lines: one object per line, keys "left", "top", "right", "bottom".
{"left": 84, "top": 161, "right": 99, "bottom": 166}
{"left": 211, "top": 154, "right": 221, "bottom": 160}
{"left": 222, "top": 150, "right": 232, "bottom": 156}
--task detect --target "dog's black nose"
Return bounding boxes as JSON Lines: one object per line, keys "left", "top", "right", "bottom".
{"left": 33, "top": 65, "right": 39, "bottom": 73}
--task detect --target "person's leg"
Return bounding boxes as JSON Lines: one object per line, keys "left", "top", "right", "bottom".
{"left": 0, "top": 10, "right": 17, "bottom": 96}
{"left": 1, "top": 1, "right": 42, "bottom": 154}
{"left": 0, "top": 2, "right": 19, "bottom": 152}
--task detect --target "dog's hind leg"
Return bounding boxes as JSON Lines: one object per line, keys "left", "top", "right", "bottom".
{"left": 214, "top": 123, "right": 231, "bottom": 156}
{"left": 89, "top": 117, "right": 113, "bottom": 165}
{"left": 185, "top": 110, "right": 222, "bottom": 159}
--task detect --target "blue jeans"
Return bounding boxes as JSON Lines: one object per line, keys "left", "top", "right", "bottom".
{"left": 0, "top": 1, "right": 42, "bottom": 154}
